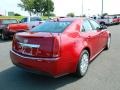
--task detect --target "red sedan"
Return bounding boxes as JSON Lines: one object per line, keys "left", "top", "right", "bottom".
{"left": 10, "top": 17, "right": 111, "bottom": 78}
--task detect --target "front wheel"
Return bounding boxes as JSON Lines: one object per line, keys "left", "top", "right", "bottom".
{"left": 76, "top": 50, "right": 89, "bottom": 77}
{"left": 100, "top": 22, "right": 106, "bottom": 26}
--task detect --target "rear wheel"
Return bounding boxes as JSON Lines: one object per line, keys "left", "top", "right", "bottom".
{"left": 100, "top": 22, "right": 106, "bottom": 26}
{"left": 76, "top": 50, "right": 89, "bottom": 77}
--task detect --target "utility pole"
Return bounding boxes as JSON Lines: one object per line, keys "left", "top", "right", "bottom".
{"left": 82, "top": 0, "right": 83, "bottom": 16}
{"left": 101, "top": 0, "right": 103, "bottom": 15}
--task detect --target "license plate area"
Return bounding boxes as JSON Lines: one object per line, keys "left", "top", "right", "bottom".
{"left": 18, "top": 44, "right": 33, "bottom": 56}
{"left": 17, "top": 42, "right": 40, "bottom": 56}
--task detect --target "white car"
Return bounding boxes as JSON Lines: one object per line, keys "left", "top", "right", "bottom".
{"left": 20, "top": 16, "right": 44, "bottom": 29}
{"left": 93, "top": 16, "right": 113, "bottom": 26}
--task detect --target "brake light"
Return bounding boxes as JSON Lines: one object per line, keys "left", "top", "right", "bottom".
{"left": 12, "top": 35, "right": 17, "bottom": 50}
{"left": 53, "top": 37, "right": 60, "bottom": 57}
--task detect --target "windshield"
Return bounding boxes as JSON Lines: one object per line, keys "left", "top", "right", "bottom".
{"left": 2, "top": 19, "right": 18, "bottom": 24}
{"left": 30, "top": 21, "right": 71, "bottom": 33}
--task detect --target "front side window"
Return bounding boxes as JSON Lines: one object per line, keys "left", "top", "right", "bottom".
{"left": 2, "top": 19, "right": 18, "bottom": 24}
{"left": 89, "top": 20, "right": 101, "bottom": 30}
{"left": 30, "top": 21, "right": 71, "bottom": 33}
{"left": 82, "top": 20, "right": 93, "bottom": 32}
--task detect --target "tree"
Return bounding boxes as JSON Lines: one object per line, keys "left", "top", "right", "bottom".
{"left": 67, "top": 13, "right": 75, "bottom": 17}
{"left": 14, "top": 13, "right": 21, "bottom": 16}
{"left": 43, "top": 0, "right": 54, "bottom": 17}
{"left": 33, "top": 0, "right": 44, "bottom": 15}
{"left": 33, "top": 0, "right": 54, "bottom": 17}
{"left": 18, "top": 0, "right": 54, "bottom": 16}
{"left": 102, "top": 13, "right": 108, "bottom": 17}
{"left": 18, "top": 0, "right": 35, "bottom": 16}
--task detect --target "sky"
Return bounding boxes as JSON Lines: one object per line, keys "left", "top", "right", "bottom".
{"left": 0, "top": 0, "right": 120, "bottom": 16}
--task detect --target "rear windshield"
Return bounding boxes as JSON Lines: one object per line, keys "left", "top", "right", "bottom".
{"left": 2, "top": 19, "right": 18, "bottom": 24}
{"left": 30, "top": 21, "right": 71, "bottom": 33}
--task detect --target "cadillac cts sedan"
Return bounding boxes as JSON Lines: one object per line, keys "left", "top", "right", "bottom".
{"left": 10, "top": 17, "right": 111, "bottom": 78}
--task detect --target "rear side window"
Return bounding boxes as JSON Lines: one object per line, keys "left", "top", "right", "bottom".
{"left": 30, "top": 21, "right": 71, "bottom": 33}
{"left": 2, "top": 19, "right": 18, "bottom": 24}
{"left": 82, "top": 20, "right": 93, "bottom": 32}
{"left": 30, "top": 17, "right": 42, "bottom": 21}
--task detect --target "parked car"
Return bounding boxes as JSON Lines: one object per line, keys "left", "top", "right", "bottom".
{"left": 10, "top": 17, "right": 111, "bottom": 78}
{"left": 19, "top": 16, "right": 44, "bottom": 29}
{"left": 112, "top": 16, "right": 119, "bottom": 25}
{"left": 0, "top": 18, "right": 29, "bottom": 40}
{"left": 94, "top": 16, "right": 113, "bottom": 26}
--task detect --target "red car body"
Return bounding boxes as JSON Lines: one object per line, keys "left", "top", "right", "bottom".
{"left": 0, "top": 18, "right": 29, "bottom": 40}
{"left": 8, "top": 23, "right": 29, "bottom": 32}
{"left": 112, "top": 18, "right": 119, "bottom": 24}
{"left": 10, "top": 18, "right": 111, "bottom": 77}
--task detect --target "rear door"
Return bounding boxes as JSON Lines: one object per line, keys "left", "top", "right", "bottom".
{"left": 81, "top": 19, "right": 100, "bottom": 57}
{"left": 89, "top": 19, "right": 107, "bottom": 50}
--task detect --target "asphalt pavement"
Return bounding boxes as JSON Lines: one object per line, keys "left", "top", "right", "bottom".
{"left": 0, "top": 25, "right": 120, "bottom": 90}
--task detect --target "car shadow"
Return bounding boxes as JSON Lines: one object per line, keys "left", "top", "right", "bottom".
{"left": 0, "top": 66, "right": 79, "bottom": 90}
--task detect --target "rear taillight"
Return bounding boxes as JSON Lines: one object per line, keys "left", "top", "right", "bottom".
{"left": 12, "top": 35, "right": 16, "bottom": 50}
{"left": 53, "top": 36, "right": 60, "bottom": 57}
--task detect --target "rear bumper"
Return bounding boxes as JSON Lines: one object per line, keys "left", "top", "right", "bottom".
{"left": 10, "top": 50, "right": 60, "bottom": 77}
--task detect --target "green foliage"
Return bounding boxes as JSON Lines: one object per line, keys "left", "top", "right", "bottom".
{"left": 43, "top": 12, "right": 55, "bottom": 17}
{"left": 14, "top": 13, "right": 21, "bottom": 16}
{"left": 18, "top": 0, "right": 54, "bottom": 16}
{"left": 67, "top": 13, "right": 75, "bottom": 17}
{"left": 18, "top": 0, "right": 34, "bottom": 16}
{"left": 42, "top": 0, "right": 54, "bottom": 17}
{"left": 102, "top": 13, "right": 108, "bottom": 17}
{"left": 0, "top": 16, "right": 25, "bottom": 20}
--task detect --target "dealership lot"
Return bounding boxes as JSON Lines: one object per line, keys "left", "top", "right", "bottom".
{"left": 0, "top": 25, "right": 120, "bottom": 90}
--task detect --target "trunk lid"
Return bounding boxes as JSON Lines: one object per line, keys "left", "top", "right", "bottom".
{"left": 13, "top": 32, "right": 60, "bottom": 58}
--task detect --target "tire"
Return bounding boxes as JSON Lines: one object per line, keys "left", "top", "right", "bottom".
{"left": 1, "top": 31, "right": 7, "bottom": 40}
{"left": 76, "top": 50, "right": 89, "bottom": 78}
{"left": 105, "top": 36, "right": 111, "bottom": 50}
{"left": 100, "top": 22, "right": 105, "bottom": 26}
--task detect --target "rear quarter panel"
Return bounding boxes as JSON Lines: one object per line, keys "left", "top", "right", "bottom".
{"left": 59, "top": 20, "right": 86, "bottom": 73}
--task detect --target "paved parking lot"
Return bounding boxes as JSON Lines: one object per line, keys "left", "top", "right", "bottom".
{"left": 0, "top": 25, "right": 120, "bottom": 90}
